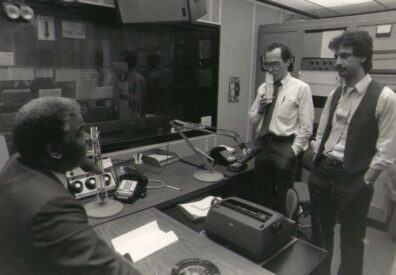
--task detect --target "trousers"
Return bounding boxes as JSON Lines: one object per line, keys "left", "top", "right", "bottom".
{"left": 308, "top": 160, "right": 374, "bottom": 275}
{"left": 253, "top": 135, "right": 296, "bottom": 215}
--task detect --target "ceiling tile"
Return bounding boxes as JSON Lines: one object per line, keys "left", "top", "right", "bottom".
{"left": 376, "top": 0, "right": 396, "bottom": 9}
{"left": 330, "top": 2, "right": 386, "bottom": 14}
{"left": 258, "top": 0, "right": 396, "bottom": 18}
{"left": 275, "top": 0, "right": 323, "bottom": 10}
{"left": 307, "top": 8, "right": 342, "bottom": 18}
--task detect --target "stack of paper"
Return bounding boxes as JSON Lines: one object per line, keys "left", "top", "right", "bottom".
{"left": 142, "top": 153, "right": 178, "bottom": 167}
{"left": 178, "top": 196, "right": 221, "bottom": 221}
{"left": 111, "top": 220, "right": 178, "bottom": 262}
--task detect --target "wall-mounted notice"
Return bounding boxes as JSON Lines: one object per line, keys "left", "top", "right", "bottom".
{"left": 39, "top": 88, "right": 62, "bottom": 98}
{"left": 36, "top": 68, "right": 54, "bottom": 78}
{"left": 76, "top": 69, "right": 98, "bottom": 100}
{"left": 228, "top": 76, "right": 240, "bottom": 102}
{"left": 201, "top": 116, "right": 212, "bottom": 126}
{"left": 37, "top": 16, "right": 55, "bottom": 41}
{"left": 0, "top": 52, "right": 14, "bottom": 66}
{"left": 62, "top": 21, "right": 86, "bottom": 39}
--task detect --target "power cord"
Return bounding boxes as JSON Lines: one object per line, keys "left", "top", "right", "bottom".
{"left": 146, "top": 179, "right": 166, "bottom": 189}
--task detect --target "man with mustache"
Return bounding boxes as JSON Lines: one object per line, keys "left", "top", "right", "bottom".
{"left": 0, "top": 97, "right": 141, "bottom": 275}
{"left": 308, "top": 30, "right": 396, "bottom": 275}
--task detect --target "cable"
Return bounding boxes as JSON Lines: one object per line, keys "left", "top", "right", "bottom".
{"left": 146, "top": 179, "right": 166, "bottom": 189}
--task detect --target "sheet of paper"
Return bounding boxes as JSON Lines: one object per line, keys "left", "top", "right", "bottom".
{"left": 0, "top": 52, "right": 14, "bottom": 66}
{"left": 178, "top": 196, "right": 220, "bottom": 218}
{"left": 111, "top": 220, "right": 178, "bottom": 262}
{"left": 76, "top": 69, "right": 98, "bottom": 100}
{"left": 36, "top": 68, "right": 54, "bottom": 78}
{"left": 55, "top": 69, "right": 79, "bottom": 82}
{"left": 9, "top": 68, "right": 35, "bottom": 81}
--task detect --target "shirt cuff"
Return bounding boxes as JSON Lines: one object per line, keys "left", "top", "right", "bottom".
{"left": 291, "top": 145, "right": 300, "bottom": 156}
{"left": 364, "top": 167, "right": 382, "bottom": 184}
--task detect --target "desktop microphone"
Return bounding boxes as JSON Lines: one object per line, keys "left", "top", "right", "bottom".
{"left": 227, "top": 147, "right": 262, "bottom": 172}
{"left": 79, "top": 157, "right": 101, "bottom": 174}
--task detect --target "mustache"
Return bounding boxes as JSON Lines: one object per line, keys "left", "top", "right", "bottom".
{"left": 335, "top": 65, "right": 346, "bottom": 71}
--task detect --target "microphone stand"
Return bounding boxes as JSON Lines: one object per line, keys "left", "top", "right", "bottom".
{"left": 84, "top": 127, "right": 123, "bottom": 218}
{"left": 170, "top": 120, "right": 246, "bottom": 182}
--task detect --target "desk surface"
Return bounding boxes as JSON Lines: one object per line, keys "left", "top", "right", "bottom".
{"left": 94, "top": 207, "right": 272, "bottom": 275}
{"left": 86, "top": 155, "right": 253, "bottom": 226}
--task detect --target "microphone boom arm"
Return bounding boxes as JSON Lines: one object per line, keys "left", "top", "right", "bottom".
{"left": 170, "top": 120, "right": 215, "bottom": 172}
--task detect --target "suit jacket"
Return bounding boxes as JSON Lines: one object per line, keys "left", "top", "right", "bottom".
{"left": 0, "top": 154, "right": 141, "bottom": 275}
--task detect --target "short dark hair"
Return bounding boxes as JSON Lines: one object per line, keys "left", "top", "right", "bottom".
{"left": 12, "top": 97, "right": 81, "bottom": 161}
{"left": 266, "top": 42, "right": 294, "bottom": 62}
{"left": 328, "top": 30, "right": 373, "bottom": 73}
{"left": 125, "top": 52, "right": 138, "bottom": 69}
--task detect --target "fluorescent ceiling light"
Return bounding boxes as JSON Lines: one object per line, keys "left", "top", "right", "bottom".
{"left": 308, "top": 0, "right": 373, "bottom": 8}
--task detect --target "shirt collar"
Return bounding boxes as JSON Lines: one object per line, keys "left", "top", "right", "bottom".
{"left": 342, "top": 74, "right": 372, "bottom": 95}
{"left": 51, "top": 170, "right": 69, "bottom": 190}
{"left": 278, "top": 72, "right": 291, "bottom": 86}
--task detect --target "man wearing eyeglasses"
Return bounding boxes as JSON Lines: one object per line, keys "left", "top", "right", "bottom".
{"left": 248, "top": 42, "right": 314, "bottom": 214}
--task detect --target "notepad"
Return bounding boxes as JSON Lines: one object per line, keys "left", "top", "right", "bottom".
{"left": 111, "top": 220, "right": 178, "bottom": 262}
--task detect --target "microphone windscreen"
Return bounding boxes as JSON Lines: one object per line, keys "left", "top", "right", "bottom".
{"left": 80, "top": 158, "right": 101, "bottom": 174}
{"left": 238, "top": 147, "right": 262, "bottom": 164}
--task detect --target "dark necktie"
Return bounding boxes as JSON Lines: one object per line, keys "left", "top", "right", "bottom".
{"left": 260, "top": 81, "right": 282, "bottom": 136}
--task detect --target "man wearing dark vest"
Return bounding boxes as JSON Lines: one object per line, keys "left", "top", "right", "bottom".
{"left": 249, "top": 42, "right": 314, "bottom": 214}
{"left": 308, "top": 30, "right": 396, "bottom": 275}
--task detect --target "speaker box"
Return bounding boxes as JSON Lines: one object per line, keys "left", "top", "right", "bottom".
{"left": 66, "top": 158, "right": 117, "bottom": 200}
{"left": 116, "top": 0, "right": 207, "bottom": 24}
{"left": 67, "top": 171, "right": 117, "bottom": 200}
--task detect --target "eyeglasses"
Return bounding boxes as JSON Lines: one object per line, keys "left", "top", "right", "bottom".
{"left": 262, "top": 61, "right": 281, "bottom": 70}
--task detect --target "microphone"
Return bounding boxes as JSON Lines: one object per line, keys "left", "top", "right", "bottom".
{"left": 227, "top": 147, "right": 262, "bottom": 172}
{"left": 237, "top": 147, "right": 262, "bottom": 163}
{"left": 79, "top": 157, "right": 102, "bottom": 174}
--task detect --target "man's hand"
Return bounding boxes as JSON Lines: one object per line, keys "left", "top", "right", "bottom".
{"left": 258, "top": 94, "right": 273, "bottom": 114}
{"left": 364, "top": 167, "right": 381, "bottom": 185}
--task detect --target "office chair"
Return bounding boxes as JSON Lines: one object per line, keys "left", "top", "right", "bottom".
{"left": 285, "top": 188, "right": 312, "bottom": 241}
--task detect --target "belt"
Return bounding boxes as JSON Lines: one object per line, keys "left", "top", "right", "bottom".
{"left": 322, "top": 155, "right": 344, "bottom": 168}
{"left": 261, "top": 134, "right": 295, "bottom": 143}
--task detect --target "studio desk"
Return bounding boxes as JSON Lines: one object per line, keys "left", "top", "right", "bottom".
{"left": 85, "top": 155, "right": 326, "bottom": 275}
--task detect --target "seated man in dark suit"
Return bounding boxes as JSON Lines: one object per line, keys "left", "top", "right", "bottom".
{"left": 0, "top": 97, "right": 141, "bottom": 275}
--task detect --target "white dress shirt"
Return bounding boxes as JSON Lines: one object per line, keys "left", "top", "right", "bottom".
{"left": 313, "top": 74, "right": 396, "bottom": 182}
{"left": 249, "top": 73, "right": 314, "bottom": 155}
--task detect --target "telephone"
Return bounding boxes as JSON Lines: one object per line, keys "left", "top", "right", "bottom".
{"left": 209, "top": 145, "right": 237, "bottom": 166}
{"left": 114, "top": 168, "right": 148, "bottom": 203}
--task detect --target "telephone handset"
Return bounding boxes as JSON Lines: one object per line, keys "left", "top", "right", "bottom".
{"left": 209, "top": 145, "right": 237, "bottom": 166}
{"left": 114, "top": 167, "right": 148, "bottom": 203}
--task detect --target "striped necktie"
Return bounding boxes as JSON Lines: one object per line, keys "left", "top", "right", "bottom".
{"left": 325, "top": 87, "right": 356, "bottom": 152}
{"left": 260, "top": 81, "right": 282, "bottom": 136}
